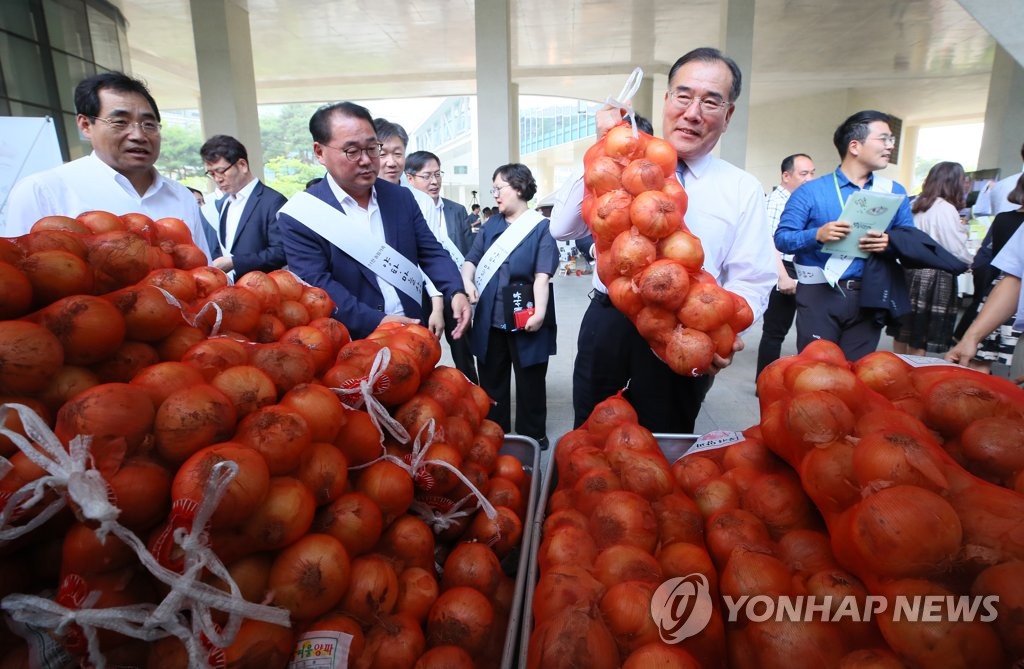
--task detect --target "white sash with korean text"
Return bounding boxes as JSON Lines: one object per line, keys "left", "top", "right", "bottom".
{"left": 279, "top": 192, "right": 424, "bottom": 302}
{"left": 473, "top": 209, "right": 544, "bottom": 295}
{"left": 819, "top": 174, "right": 894, "bottom": 287}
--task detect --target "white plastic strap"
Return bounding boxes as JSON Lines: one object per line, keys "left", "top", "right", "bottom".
{"left": 604, "top": 66, "right": 645, "bottom": 137}
{"left": 331, "top": 347, "right": 411, "bottom": 447}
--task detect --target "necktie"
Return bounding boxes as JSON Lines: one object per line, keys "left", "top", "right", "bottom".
{"left": 218, "top": 199, "right": 232, "bottom": 249}
{"left": 676, "top": 162, "right": 688, "bottom": 186}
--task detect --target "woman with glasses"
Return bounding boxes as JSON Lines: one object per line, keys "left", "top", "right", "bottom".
{"left": 461, "top": 164, "right": 559, "bottom": 448}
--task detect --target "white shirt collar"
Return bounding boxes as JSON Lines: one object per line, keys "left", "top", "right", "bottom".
{"left": 230, "top": 177, "right": 259, "bottom": 203}
{"left": 86, "top": 151, "right": 167, "bottom": 198}
{"left": 326, "top": 172, "right": 377, "bottom": 210}
{"left": 682, "top": 152, "right": 714, "bottom": 180}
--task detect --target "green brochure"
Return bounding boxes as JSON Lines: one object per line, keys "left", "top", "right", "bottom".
{"left": 823, "top": 190, "right": 906, "bottom": 259}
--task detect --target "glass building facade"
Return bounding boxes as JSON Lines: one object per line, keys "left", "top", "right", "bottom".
{"left": 0, "top": 0, "right": 129, "bottom": 160}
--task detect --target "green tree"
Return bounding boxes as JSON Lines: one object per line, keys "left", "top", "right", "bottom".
{"left": 259, "top": 103, "right": 322, "bottom": 164}
{"left": 155, "top": 123, "right": 205, "bottom": 181}
{"left": 264, "top": 156, "right": 325, "bottom": 198}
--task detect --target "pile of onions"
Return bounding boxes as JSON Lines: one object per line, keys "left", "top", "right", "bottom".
{"left": 0, "top": 255, "right": 534, "bottom": 669}
{"left": 526, "top": 391, "right": 725, "bottom": 667}
{"left": 582, "top": 123, "right": 753, "bottom": 376}
{"left": 756, "top": 340, "right": 1024, "bottom": 667}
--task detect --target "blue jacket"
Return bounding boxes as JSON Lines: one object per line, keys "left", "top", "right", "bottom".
{"left": 280, "top": 177, "right": 464, "bottom": 339}
{"left": 468, "top": 215, "right": 558, "bottom": 367}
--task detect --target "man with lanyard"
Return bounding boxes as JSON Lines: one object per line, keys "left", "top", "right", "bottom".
{"left": 406, "top": 149, "right": 479, "bottom": 384}
{"left": 550, "top": 47, "right": 776, "bottom": 433}
{"left": 775, "top": 110, "right": 915, "bottom": 361}
{"left": 4, "top": 72, "right": 212, "bottom": 262}
{"left": 277, "top": 102, "right": 470, "bottom": 340}
{"left": 755, "top": 153, "right": 816, "bottom": 381}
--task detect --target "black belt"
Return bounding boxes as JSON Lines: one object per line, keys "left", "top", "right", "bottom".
{"left": 589, "top": 289, "right": 612, "bottom": 306}
{"left": 837, "top": 279, "right": 861, "bottom": 291}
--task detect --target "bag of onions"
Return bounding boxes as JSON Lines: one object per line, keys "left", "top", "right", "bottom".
{"left": 580, "top": 88, "right": 752, "bottom": 377}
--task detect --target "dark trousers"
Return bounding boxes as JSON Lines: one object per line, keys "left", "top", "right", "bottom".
{"left": 756, "top": 262, "right": 798, "bottom": 380}
{"left": 478, "top": 328, "right": 548, "bottom": 442}
{"left": 423, "top": 294, "right": 478, "bottom": 384}
{"left": 573, "top": 292, "right": 713, "bottom": 433}
{"left": 795, "top": 282, "right": 881, "bottom": 362}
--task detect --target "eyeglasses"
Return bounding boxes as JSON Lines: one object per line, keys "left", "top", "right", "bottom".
{"left": 668, "top": 92, "right": 730, "bottom": 115}
{"left": 489, "top": 184, "right": 513, "bottom": 198}
{"left": 411, "top": 170, "right": 444, "bottom": 182}
{"left": 205, "top": 160, "right": 239, "bottom": 178}
{"left": 321, "top": 142, "right": 385, "bottom": 162}
{"left": 869, "top": 135, "right": 897, "bottom": 147}
{"left": 91, "top": 116, "right": 161, "bottom": 135}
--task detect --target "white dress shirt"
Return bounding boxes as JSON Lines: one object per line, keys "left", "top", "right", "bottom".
{"left": 4, "top": 152, "right": 212, "bottom": 261}
{"left": 220, "top": 177, "right": 258, "bottom": 254}
{"left": 977, "top": 170, "right": 1023, "bottom": 217}
{"left": 325, "top": 173, "right": 404, "bottom": 315}
{"left": 549, "top": 153, "right": 776, "bottom": 321}
{"left": 406, "top": 184, "right": 443, "bottom": 299}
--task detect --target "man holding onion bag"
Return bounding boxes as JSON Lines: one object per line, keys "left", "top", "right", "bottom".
{"left": 550, "top": 47, "right": 776, "bottom": 433}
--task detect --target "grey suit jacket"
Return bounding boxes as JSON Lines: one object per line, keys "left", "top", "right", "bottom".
{"left": 441, "top": 197, "right": 473, "bottom": 256}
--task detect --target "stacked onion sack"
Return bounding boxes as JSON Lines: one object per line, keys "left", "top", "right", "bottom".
{"left": 673, "top": 430, "right": 902, "bottom": 667}
{"left": 0, "top": 213, "right": 533, "bottom": 668}
{"left": 757, "top": 341, "right": 1024, "bottom": 668}
{"left": 525, "top": 393, "right": 726, "bottom": 668}
{"left": 582, "top": 122, "right": 753, "bottom": 376}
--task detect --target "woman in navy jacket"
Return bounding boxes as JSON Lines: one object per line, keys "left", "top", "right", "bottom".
{"left": 462, "top": 164, "right": 559, "bottom": 448}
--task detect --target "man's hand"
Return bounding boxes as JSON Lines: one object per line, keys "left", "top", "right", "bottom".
{"left": 450, "top": 293, "right": 472, "bottom": 339}
{"left": 859, "top": 229, "right": 890, "bottom": 254}
{"left": 212, "top": 256, "right": 234, "bottom": 272}
{"left": 709, "top": 336, "right": 745, "bottom": 376}
{"left": 815, "top": 221, "right": 851, "bottom": 244}
{"left": 945, "top": 338, "right": 978, "bottom": 367}
{"left": 596, "top": 105, "right": 626, "bottom": 136}
{"left": 426, "top": 296, "right": 444, "bottom": 338}
{"left": 464, "top": 283, "right": 479, "bottom": 305}
{"left": 777, "top": 274, "right": 797, "bottom": 295}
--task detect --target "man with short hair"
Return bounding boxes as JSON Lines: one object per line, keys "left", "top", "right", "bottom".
{"left": 199, "top": 134, "right": 287, "bottom": 276}
{"left": 406, "top": 149, "right": 478, "bottom": 383}
{"left": 4, "top": 72, "right": 211, "bottom": 260}
{"left": 551, "top": 47, "right": 776, "bottom": 432}
{"left": 278, "top": 102, "right": 470, "bottom": 340}
{"left": 467, "top": 203, "right": 481, "bottom": 232}
{"left": 755, "top": 153, "right": 816, "bottom": 380}
{"left": 775, "top": 110, "right": 915, "bottom": 361}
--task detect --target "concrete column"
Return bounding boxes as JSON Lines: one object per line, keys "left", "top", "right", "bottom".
{"left": 474, "top": 0, "right": 516, "bottom": 204}
{"left": 978, "top": 44, "right": 1024, "bottom": 176}
{"left": 719, "top": 0, "right": 755, "bottom": 168}
{"left": 189, "top": 0, "right": 264, "bottom": 178}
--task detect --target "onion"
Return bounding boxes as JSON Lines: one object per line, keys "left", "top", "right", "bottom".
{"left": 841, "top": 485, "right": 962, "bottom": 579}
{"left": 527, "top": 605, "right": 620, "bottom": 669}
{"left": 269, "top": 533, "right": 350, "bottom": 620}
{"left": 269, "top": 269, "right": 304, "bottom": 301}
{"left": 591, "top": 189, "right": 634, "bottom": 250}
{"left": 705, "top": 508, "right": 774, "bottom": 567}
{"left": 609, "top": 228, "right": 657, "bottom": 278}
{"left": 742, "top": 471, "right": 820, "bottom": 539}
{"left": 531, "top": 564, "right": 605, "bottom": 625}
{"left": 92, "top": 341, "right": 160, "bottom": 383}
{"left": 413, "top": 646, "right": 475, "bottom": 669}
{"left": 623, "top": 643, "right": 702, "bottom": 669}
{"left": 61, "top": 521, "right": 135, "bottom": 578}
{"left": 799, "top": 438, "right": 860, "bottom": 513}
{"left": 635, "top": 259, "right": 690, "bottom": 312}
{"left": 630, "top": 189, "right": 682, "bottom": 240}
{"left": 644, "top": 136, "right": 679, "bottom": 178}
{"left": 672, "top": 456, "right": 721, "bottom": 496}
{"left": 341, "top": 554, "right": 399, "bottom": 624}
{"left": 37, "top": 294, "right": 126, "bottom": 366}
{"left": 77, "top": 210, "right": 123, "bottom": 233}
{"left": 720, "top": 547, "right": 793, "bottom": 602}
{"left": 333, "top": 409, "right": 384, "bottom": 467}
{"left": 305, "top": 612, "right": 365, "bottom": 660}
{"left": 240, "top": 476, "right": 316, "bottom": 551}
{"left": 600, "top": 580, "right": 660, "bottom": 655}
{"left": 171, "top": 443, "right": 270, "bottom": 529}
{"left": 441, "top": 541, "right": 503, "bottom": 596}
{"left": 621, "top": 158, "right": 666, "bottom": 196}
{"left": 31, "top": 214, "right": 85, "bottom": 234}
{"left": 775, "top": 529, "right": 838, "bottom": 578}
{"left": 379, "top": 515, "right": 435, "bottom": 572}
{"left": 154, "top": 384, "right": 237, "bottom": 464}
{"left": 589, "top": 490, "right": 658, "bottom": 552}
{"left": 851, "top": 429, "right": 949, "bottom": 492}
{"left": 253, "top": 313, "right": 286, "bottom": 343}
{"left": 656, "top": 541, "right": 718, "bottom": 586}
{"left": 607, "top": 449, "right": 675, "bottom": 501}
{"left": 315, "top": 492, "right": 383, "bottom": 557}
{"left": 248, "top": 341, "right": 317, "bottom": 394}
{"left": 85, "top": 230, "right": 150, "bottom": 285}
{"left": 234, "top": 405, "right": 312, "bottom": 475}
{"left": 0, "top": 261, "right": 32, "bottom": 318}
{"left": 585, "top": 156, "right": 625, "bottom": 196}
{"left": 141, "top": 268, "right": 197, "bottom": 303}
{"left": 357, "top": 460, "right": 414, "bottom": 524}
{"left": 607, "top": 276, "right": 645, "bottom": 320}
{"left": 397, "top": 566, "right": 439, "bottom": 624}
{"left": 593, "top": 544, "right": 663, "bottom": 587}
{"left": 582, "top": 396, "right": 637, "bottom": 440}
{"left": 664, "top": 326, "right": 715, "bottom": 377}
{"left": 426, "top": 586, "right": 495, "bottom": 655}
{"left": 106, "top": 456, "right": 172, "bottom": 532}
{"left": 236, "top": 270, "right": 282, "bottom": 310}
{"left": 604, "top": 124, "right": 646, "bottom": 161}
{"left": 210, "top": 365, "right": 277, "bottom": 418}
{"left": 572, "top": 467, "right": 622, "bottom": 515}
{"left": 0, "top": 321, "right": 64, "bottom": 394}
{"left": 21, "top": 250, "right": 95, "bottom": 305}
{"left": 463, "top": 504, "right": 523, "bottom": 557}
{"left": 652, "top": 492, "right": 704, "bottom": 546}
{"left": 785, "top": 390, "right": 856, "bottom": 450}
{"left": 538, "top": 524, "right": 599, "bottom": 572}
{"left": 55, "top": 382, "right": 155, "bottom": 463}
{"left": 635, "top": 307, "right": 677, "bottom": 349}
{"left": 361, "top": 613, "right": 425, "bottom": 669}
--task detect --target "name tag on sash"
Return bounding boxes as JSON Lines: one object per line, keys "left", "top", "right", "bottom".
{"left": 473, "top": 210, "right": 544, "bottom": 295}
{"left": 279, "top": 192, "right": 424, "bottom": 303}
